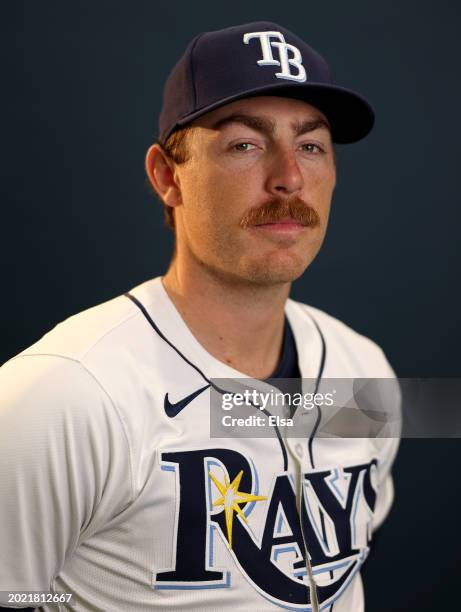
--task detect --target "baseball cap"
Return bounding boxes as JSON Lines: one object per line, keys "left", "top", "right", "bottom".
{"left": 158, "top": 21, "right": 375, "bottom": 145}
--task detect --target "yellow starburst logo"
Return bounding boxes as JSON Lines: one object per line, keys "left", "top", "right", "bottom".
{"left": 209, "top": 469, "right": 267, "bottom": 550}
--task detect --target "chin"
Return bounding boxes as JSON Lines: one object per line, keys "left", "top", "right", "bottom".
{"left": 242, "top": 251, "right": 314, "bottom": 286}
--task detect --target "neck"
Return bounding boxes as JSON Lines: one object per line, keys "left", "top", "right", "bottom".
{"left": 162, "top": 255, "right": 291, "bottom": 379}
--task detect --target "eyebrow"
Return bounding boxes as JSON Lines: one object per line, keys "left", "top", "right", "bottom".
{"left": 210, "top": 113, "right": 331, "bottom": 137}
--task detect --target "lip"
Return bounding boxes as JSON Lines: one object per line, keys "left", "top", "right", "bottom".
{"left": 252, "top": 217, "right": 307, "bottom": 232}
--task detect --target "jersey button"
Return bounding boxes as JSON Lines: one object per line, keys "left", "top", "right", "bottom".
{"left": 295, "top": 443, "right": 303, "bottom": 458}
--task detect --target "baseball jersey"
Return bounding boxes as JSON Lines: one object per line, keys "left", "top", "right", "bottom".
{"left": 0, "top": 276, "right": 400, "bottom": 611}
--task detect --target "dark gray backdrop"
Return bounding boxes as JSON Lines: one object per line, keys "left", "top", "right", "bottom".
{"left": 2, "top": 1, "right": 460, "bottom": 609}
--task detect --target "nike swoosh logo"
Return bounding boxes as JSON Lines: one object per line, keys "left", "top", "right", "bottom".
{"left": 164, "top": 384, "right": 210, "bottom": 418}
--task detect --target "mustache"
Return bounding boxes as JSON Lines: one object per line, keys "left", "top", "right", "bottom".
{"left": 239, "top": 197, "right": 320, "bottom": 229}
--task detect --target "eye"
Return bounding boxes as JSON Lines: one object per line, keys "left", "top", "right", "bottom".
{"left": 232, "top": 142, "right": 257, "bottom": 152}
{"left": 300, "top": 143, "right": 324, "bottom": 154}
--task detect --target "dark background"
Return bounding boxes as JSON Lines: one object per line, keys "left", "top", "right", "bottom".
{"left": 2, "top": 1, "right": 460, "bottom": 609}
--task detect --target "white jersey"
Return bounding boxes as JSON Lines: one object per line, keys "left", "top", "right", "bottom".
{"left": 0, "top": 277, "right": 400, "bottom": 611}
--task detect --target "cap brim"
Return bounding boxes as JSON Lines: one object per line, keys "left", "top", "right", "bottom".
{"left": 174, "top": 81, "right": 374, "bottom": 144}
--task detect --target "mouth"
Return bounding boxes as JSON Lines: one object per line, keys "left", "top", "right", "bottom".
{"left": 252, "top": 217, "right": 307, "bottom": 232}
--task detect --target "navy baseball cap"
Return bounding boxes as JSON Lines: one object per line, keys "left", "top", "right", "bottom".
{"left": 158, "top": 21, "right": 375, "bottom": 145}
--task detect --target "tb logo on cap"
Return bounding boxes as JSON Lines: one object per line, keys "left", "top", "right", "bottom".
{"left": 243, "top": 31, "right": 307, "bottom": 83}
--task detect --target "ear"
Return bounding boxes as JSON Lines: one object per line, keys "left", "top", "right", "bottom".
{"left": 145, "top": 144, "right": 182, "bottom": 208}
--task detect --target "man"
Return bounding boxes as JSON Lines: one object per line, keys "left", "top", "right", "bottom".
{"left": 0, "top": 22, "right": 400, "bottom": 611}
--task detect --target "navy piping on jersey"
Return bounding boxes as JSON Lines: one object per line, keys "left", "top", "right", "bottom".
{"left": 307, "top": 314, "right": 327, "bottom": 469}
{"left": 124, "top": 292, "right": 326, "bottom": 471}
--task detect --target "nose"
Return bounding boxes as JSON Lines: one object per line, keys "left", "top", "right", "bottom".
{"left": 265, "top": 148, "right": 304, "bottom": 196}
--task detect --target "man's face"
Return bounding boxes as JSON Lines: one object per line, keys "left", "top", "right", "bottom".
{"left": 172, "top": 96, "right": 336, "bottom": 286}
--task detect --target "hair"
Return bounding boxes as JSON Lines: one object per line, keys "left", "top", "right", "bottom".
{"left": 157, "top": 126, "right": 194, "bottom": 231}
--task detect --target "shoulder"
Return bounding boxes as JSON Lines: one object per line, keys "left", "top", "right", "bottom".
{"left": 4, "top": 278, "right": 167, "bottom": 378}
{"left": 0, "top": 277, "right": 167, "bottom": 453}
{"left": 0, "top": 283, "right": 150, "bottom": 441}
{"left": 286, "top": 298, "right": 396, "bottom": 378}
{"left": 13, "top": 291, "right": 139, "bottom": 363}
